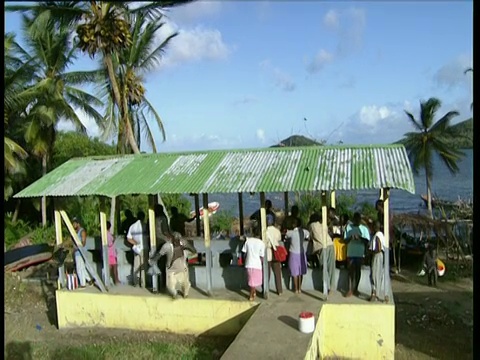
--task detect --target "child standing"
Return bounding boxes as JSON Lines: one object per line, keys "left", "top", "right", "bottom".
{"left": 107, "top": 221, "right": 120, "bottom": 285}
{"left": 242, "top": 231, "right": 265, "bottom": 301}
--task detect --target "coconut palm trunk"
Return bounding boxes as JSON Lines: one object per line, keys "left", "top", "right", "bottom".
{"left": 426, "top": 174, "right": 433, "bottom": 219}
{"left": 41, "top": 154, "right": 47, "bottom": 226}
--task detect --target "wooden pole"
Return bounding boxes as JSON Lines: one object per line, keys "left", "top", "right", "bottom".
{"left": 194, "top": 194, "right": 201, "bottom": 236}
{"left": 203, "top": 193, "right": 212, "bottom": 296}
{"left": 59, "top": 210, "right": 107, "bottom": 292}
{"left": 321, "top": 191, "right": 328, "bottom": 297}
{"left": 383, "top": 187, "right": 390, "bottom": 303}
{"left": 238, "top": 192, "right": 244, "bottom": 235}
{"left": 100, "top": 211, "right": 110, "bottom": 288}
{"left": 148, "top": 195, "right": 158, "bottom": 293}
{"left": 260, "top": 192, "right": 269, "bottom": 299}
{"left": 54, "top": 210, "right": 66, "bottom": 289}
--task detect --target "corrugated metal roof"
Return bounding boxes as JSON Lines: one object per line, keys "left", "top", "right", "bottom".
{"left": 13, "top": 145, "right": 415, "bottom": 198}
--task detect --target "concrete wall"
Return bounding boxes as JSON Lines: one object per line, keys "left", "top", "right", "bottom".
{"left": 305, "top": 303, "right": 395, "bottom": 359}
{"left": 56, "top": 289, "right": 257, "bottom": 335}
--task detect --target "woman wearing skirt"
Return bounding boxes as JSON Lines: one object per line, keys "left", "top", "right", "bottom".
{"left": 242, "top": 232, "right": 265, "bottom": 301}
{"left": 285, "top": 219, "right": 310, "bottom": 294}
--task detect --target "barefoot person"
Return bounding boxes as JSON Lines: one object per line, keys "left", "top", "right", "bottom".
{"left": 368, "top": 221, "right": 385, "bottom": 301}
{"left": 285, "top": 219, "right": 310, "bottom": 294}
{"left": 107, "top": 221, "right": 120, "bottom": 285}
{"left": 242, "top": 230, "right": 265, "bottom": 301}
{"left": 72, "top": 217, "right": 93, "bottom": 289}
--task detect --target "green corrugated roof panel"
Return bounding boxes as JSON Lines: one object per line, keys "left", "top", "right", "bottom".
{"left": 13, "top": 144, "right": 416, "bottom": 198}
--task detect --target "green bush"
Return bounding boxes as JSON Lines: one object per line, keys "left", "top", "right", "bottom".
{"left": 211, "top": 208, "right": 236, "bottom": 233}
{"left": 4, "top": 215, "right": 32, "bottom": 249}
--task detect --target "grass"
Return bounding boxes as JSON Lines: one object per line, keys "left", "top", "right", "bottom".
{"left": 6, "top": 340, "right": 221, "bottom": 360}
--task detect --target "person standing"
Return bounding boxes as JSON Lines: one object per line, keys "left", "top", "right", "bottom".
{"left": 170, "top": 206, "right": 196, "bottom": 236}
{"left": 107, "top": 221, "right": 120, "bottom": 285}
{"left": 265, "top": 214, "right": 283, "bottom": 296}
{"left": 152, "top": 204, "right": 171, "bottom": 292}
{"left": 72, "top": 217, "right": 93, "bottom": 288}
{"left": 127, "top": 211, "right": 146, "bottom": 287}
{"left": 250, "top": 199, "right": 276, "bottom": 233}
{"left": 424, "top": 242, "right": 438, "bottom": 287}
{"left": 150, "top": 232, "right": 196, "bottom": 299}
{"left": 282, "top": 205, "right": 302, "bottom": 234}
{"left": 308, "top": 213, "right": 335, "bottom": 294}
{"left": 285, "top": 219, "right": 310, "bottom": 294}
{"left": 242, "top": 230, "right": 265, "bottom": 301}
{"left": 344, "top": 212, "right": 371, "bottom": 297}
{"left": 368, "top": 221, "right": 385, "bottom": 301}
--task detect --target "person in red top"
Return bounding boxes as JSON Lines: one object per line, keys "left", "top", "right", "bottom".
{"left": 107, "top": 221, "right": 120, "bottom": 285}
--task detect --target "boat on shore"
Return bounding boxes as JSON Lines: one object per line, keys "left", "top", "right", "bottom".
{"left": 4, "top": 244, "right": 54, "bottom": 272}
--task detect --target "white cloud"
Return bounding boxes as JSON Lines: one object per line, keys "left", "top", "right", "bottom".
{"left": 323, "top": 9, "right": 339, "bottom": 30}
{"left": 260, "top": 60, "right": 296, "bottom": 92}
{"left": 306, "top": 49, "right": 334, "bottom": 74}
{"left": 256, "top": 129, "right": 266, "bottom": 143}
{"left": 433, "top": 54, "right": 473, "bottom": 93}
{"left": 359, "top": 105, "right": 394, "bottom": 127}
{"left": 56, "top": 109, "right": 101, "bottom": 138}
{"left": 307, "top": 7, "right": 366, "bottom": 74}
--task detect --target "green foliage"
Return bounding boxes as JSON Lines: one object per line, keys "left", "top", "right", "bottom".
{"left": 357, "top": 202, "right": 377, "bottom": 221}
{"left": 30, "top": 225, "right": 57, "bottom": 245}
{"left": 296, "top": 191, "right": 324, "bottom": 226}
{"left": 52, "top": 131, "right": 116, "bottom": 168}
{"left": 162, "top": 194, "right": 192, "bottom": 217}
{"left": 211, "top": 208, "right": 236, "bottom": 233}
{"left": 4, "top": 216, "right": 32, "bottom": 249}
{"left": 335, "top": 193, "right": 357, "bottom": 218}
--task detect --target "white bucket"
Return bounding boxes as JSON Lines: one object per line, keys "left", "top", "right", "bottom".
{"left": 298, "top": 312, "right": 315, "bottom": 334}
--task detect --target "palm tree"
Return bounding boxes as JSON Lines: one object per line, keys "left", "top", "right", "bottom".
{"left": 7, "top": 1, "right": 193, "bottom": 154}
{"left": 403, "top": 97, "right": 465, "bottom": 218}
{"left": 100, "top": 12, "right": 176, "bottom": 153}
{"left": 19, "top": 15, "right": 104, "bottom": 226}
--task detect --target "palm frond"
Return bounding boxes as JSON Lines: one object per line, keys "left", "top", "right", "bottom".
{"left": 404, "top": 111, "right": 423, "bottom": 132}
{"left": 420, "top": 97, "right": 441, "bottom": 129}
{"left": 429, "top": 110, "right": 459, "bottom": 134}
{"left": 143, "top": 98, "right": 166, "bottom": 142}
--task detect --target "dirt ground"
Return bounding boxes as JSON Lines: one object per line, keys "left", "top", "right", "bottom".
{"left": 4, "top": 262, "right": 473, "bottom": 360}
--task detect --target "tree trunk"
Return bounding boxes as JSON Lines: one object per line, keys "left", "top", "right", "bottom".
{"left": 426, "top": 172, "right": 433, "bottom": 219}
{"left": 12, "top": 200, "right": 21, "bottom": 224}
{"left": 41, "top": 154, "right": 47, "bottom": 227}
{"left": 103, "top": 55, "right": 140, "bottom": 154}
{"left": 110, "top": 196, "right": 116, "bottom": 234}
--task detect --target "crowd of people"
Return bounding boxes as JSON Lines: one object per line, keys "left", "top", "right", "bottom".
{"left": 70, "top": 197, "right": 438, "bottom": 302}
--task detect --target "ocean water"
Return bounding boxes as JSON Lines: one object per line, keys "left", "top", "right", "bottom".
{"left": 190, "top": 149, "right": 473, "bottom": 217}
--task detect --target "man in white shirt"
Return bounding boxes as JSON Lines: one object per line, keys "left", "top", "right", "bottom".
{"left": 368, "top": 220, "right": 386, "bottom": 301}
{"left": 242, "top": 230, "right": 265, "bottom": 301}
{"left": 127, "top": 211, "right": 146, "bottom": 287}
{"left": 265, "top": 215, "right": 283, "bottom": 295}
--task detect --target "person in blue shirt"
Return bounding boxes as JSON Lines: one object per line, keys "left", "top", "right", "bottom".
{"left": 344, "top": 212, "right": 371, "bottom": 297}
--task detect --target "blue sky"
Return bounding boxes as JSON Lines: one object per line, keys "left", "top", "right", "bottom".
{"left": 5, "top": 1, "right": 473, "bottom": 152}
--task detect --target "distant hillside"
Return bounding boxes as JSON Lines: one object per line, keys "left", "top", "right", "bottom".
{"left": 271, "top": 135, "right": 322, "bottom": 147}
{"left": 395, "top": 118, "right": 473, "bottom": 149}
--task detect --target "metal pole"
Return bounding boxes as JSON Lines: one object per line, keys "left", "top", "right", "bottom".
{"left": 260, "top": 192, "right": 269, "bottom": 299}
{"left": 54, "top": 210, "right": 66, "bottom": 289}
{"left": 194, "top": 194, "right": 201, "bottom": 236}
{"left": 238, "top": 192, "right": 244, "bottom": 236}
{"left": 203, "top": 193, "right": 212, "bottom": 296}
{"left": 284, "top": 191, "right": 289, "bottom": 216}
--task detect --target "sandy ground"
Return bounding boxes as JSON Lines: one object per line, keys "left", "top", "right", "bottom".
{"left": 4, "top": 262, "right": 473, "bottom": 360}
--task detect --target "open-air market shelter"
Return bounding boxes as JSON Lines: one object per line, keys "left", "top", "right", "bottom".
{"left": 13, "top": 144, "right": 415, "bottom": 358}
{"left": 14, "top": 144, "right": 415, "bottom": 297}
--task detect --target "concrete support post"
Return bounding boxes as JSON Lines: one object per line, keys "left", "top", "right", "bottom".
{"left": 383, "top": 187, "right": 391, "bottom": 303}
{"left": 330, "top": 190, "right": 336, "bottom": 209}
{"left": 203, "top": 194, "right": 213, "bottom": 296}
{"left": 260, "top": 192, "right": 269, "bottom": 299}
{"left": 100, "top": 211, "right": 110, "bottom": 288}
{"left": 148, "top": 195, "right": 158, "bottom": 292}
{"left": 321, "top": 191, "right": 328, "bottom": 297}
{"left": 54, "top": 210, "right": 66, "bottom": 289}
{"left": 284, "top": 191, "right": 289, "bottom": 216}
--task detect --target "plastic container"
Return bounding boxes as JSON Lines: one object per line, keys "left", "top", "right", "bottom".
{"left": 298, "top": 311, "right": 315, "bottom": 333}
